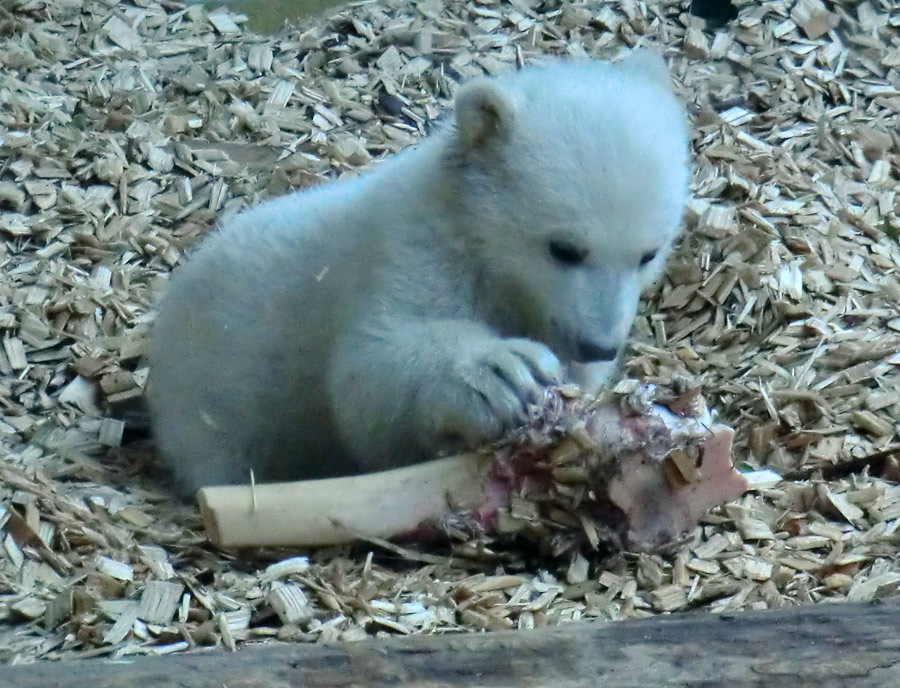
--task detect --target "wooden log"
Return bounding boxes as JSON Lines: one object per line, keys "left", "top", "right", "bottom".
{"left": 4, "top": 600, "right": 900, "bottom": 687}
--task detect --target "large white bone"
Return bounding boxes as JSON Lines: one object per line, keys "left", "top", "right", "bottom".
{"left": 198, "top": 388, "right": 748, "bottom": 551}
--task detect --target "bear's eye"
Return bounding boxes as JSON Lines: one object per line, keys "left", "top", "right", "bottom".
{"left": 548, "top": 240, "right": 589, "bottom": 266}
{"left": 639, "top": 249, "right": 658, "bottom": 267}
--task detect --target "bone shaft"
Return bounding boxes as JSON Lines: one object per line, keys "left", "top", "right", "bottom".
{"left": 197, "top": 452, "right": 490, "bottom": 548}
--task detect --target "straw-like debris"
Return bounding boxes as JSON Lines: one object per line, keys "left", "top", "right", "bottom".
{"left": 0, "top": 0, "right": 899, "bottom": 665}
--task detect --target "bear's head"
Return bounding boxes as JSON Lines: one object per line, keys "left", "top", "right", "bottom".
{"left": 449, "top": 50, "right": 690, "bottom": 390}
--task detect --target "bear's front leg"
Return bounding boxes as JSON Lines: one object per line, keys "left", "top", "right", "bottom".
{"left": 328, "top": 318, "right": 563, "bottom": 473}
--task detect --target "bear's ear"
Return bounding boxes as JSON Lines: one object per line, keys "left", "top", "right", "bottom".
{"left": 618, "top": 49, "right": 672, "bottom": 87}
{"left": 455, "top": 79, "right": 516, "bottom": 149}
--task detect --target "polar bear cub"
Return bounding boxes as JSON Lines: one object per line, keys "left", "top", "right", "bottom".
{"left": 148, "top": 50, "right": 690, "bottom": 493}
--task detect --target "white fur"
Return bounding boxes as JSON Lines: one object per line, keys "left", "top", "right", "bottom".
{"left": 148, "top": 51, "right": 690, "bottom": 493}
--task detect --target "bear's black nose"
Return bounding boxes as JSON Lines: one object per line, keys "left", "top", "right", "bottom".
{"left": 575, "top": 340, "right": 619, "bottom": 363}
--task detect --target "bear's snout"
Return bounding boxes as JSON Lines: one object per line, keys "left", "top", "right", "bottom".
{"left": 574, "top": 340, "right": 620, "bottom": 364}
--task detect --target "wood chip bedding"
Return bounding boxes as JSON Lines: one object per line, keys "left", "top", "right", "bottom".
{"left": 0, "top": 0, "right": 898, "bottom": 664}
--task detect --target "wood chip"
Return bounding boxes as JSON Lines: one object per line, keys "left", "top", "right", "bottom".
{"left": 103, "top": 603, "right": 140, "bottom": 645}
{"left": 263, "top": 556, "right": 311, "bottom": 580}
{"left": 139, "top": 581, "right": 185, "bottom": 624}
{"left": 103, "top": 16, "right": 143, "bottom": 51}
{"left": 208, "top": 10, "right": 241, "bottom": 34}
{"left": 851, "top": 410, "right": 894, "bottom": 437}
{"left": 268, "top": 583, "right": 314, "bottom": 625}
{"left": 98, "top": 419, "right": 125, "bottom": 447}
{"left": 96, "top": 556, "right": 134, "bottom": 582}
